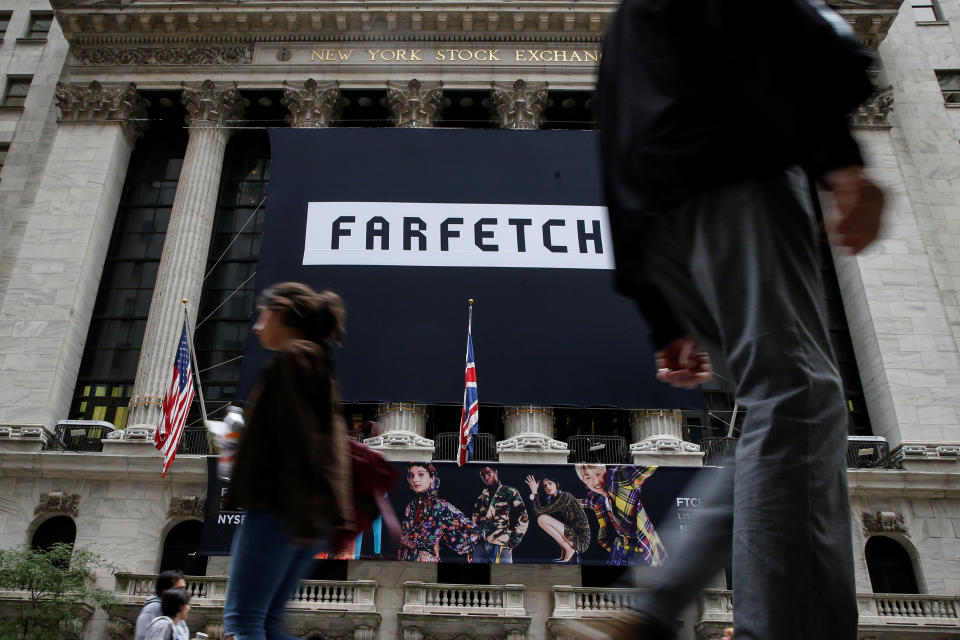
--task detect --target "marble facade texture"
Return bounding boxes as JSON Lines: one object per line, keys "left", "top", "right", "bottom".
{"left": 0, "top": 1, "right": 958, "bottom": 639}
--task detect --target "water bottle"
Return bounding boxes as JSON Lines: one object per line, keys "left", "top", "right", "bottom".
{"left": 216, "top": 405, "right": 245, "bottom": 482}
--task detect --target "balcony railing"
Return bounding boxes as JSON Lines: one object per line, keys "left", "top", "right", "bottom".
{"left": 699, "top": 437, "right": 735, "bottom": 467}
{"left": 401, "top": 581, "right": 525, "bottom": 616}
{"left": 114, "top": 574, "right": 377, "bottom": 612}
{"left": 698, "top": 590, "right": 960, "bottom": 630}
{"left": 566, "top": 435, "right": 629, "bottom": 464}
{"left": 433, "top": 432, "right": 497, "bottom": 462}
{"left": 859, "top": 593, "right": 960, "bottom": 622}
{"left": 176, "top": 427, "right": 212, "bottom": 455}
{"left": 846, "top": 436, "right": 898, "bottom": 469}
{"left": 551, "top": 586, "right": 639, "bottom": 617}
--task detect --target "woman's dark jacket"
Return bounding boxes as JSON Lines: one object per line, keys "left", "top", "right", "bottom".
{"left": 224, "top": 339, "right": 353, "bottom": 539}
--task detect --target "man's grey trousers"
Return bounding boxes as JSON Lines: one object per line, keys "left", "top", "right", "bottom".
{"left": 631, "top": 169, "right": 857, "bottom": 640}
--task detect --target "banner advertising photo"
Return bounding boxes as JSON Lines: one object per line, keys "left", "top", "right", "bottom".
{"left": 239, "top": 127, "right": 703, "bottom": 410}
{"left": 198, "top": 457, "right": 716, "bottom": 567}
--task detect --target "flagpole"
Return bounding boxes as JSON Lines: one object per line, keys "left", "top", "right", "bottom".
{"left": 181, "top": 298, "right": 214, "bottom": 452}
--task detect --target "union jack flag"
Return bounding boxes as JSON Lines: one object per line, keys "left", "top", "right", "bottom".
{"left": 155, "top": 321, "right": 195, "bottom": 477}
{"left": 458, "top": 310, "right": 479, "bottom": 467}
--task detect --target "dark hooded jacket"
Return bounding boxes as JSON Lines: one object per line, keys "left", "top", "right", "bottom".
{"left": 597, "top": 0, "right": 875, "bottom": 346}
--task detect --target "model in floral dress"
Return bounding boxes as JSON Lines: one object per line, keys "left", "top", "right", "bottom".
{"left": 400, "top": 462, "right": 481, "bottom": 562}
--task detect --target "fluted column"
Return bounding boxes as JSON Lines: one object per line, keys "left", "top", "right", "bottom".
{"left": 490, "top": 79, "right": 548, "bottom": 130}
{"left": 364, "top": 402, "right": 434, "bottom": 461}
{"left": 497, "top": 405, "right": 569, "bottom": 464}
{"left": 281, "top": 79, "right": 342, "bottom": 128}
{"left": 628, "top": 409, "right": 702, "bottom": 467}
{"left": 126, "top": 80, "right": 246, "bottom": 432}
{"left": 0, "top": 82, "right": 146, "bottom": 429}
{"left": 386, "top": 79, "right": 443, "bottom": 128}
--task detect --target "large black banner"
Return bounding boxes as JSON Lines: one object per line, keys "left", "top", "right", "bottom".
{"left": 198, "top": 457, "right": 715, "bottom": 566}
{"left": 239, "top": 128, "right": 701, "bottom": 408}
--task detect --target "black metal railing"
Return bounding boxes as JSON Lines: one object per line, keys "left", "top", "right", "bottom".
{"left": 566, "top": 435, "right": 629, "bottom": 464}
{"left": 176, "top": 427, "right": 212, "bottom": 455}
{"left": 846, "top": 436, "right": 895, "bottom": 469}
{"left": 699, "top": 437, "right": 736, "bottom": 467}
{"left": 52, "top": 421, "right": 115, "bottom": 452}
{"left": 433, "top": 432, "right": 497, "bottom": 462}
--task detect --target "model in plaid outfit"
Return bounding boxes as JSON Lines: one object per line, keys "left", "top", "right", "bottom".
{"left": 577, "top": 464, "right": 667, "bottom": 566}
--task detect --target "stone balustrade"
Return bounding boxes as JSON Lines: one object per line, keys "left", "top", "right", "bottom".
{"left": 859, "top": 592, "right": 960, "bottom": 622}
{"left": 402, "top": 581, "right": 526, "bottom": 616}
{"left": 114, "top": 574, "right": 377, "bottom": 612}
{"left": 551, "top": 585, "right": 640, "bottom": 616}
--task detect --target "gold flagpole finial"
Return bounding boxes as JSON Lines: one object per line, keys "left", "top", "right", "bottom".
{"left": 181, "top": 298, "right": 188, "bottom": 304}
{"left": 468, "top": 298, "right": 474, "bottom": 305}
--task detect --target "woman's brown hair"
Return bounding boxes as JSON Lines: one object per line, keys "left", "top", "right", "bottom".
{"left": 257, "top": 282, "right": 345, "bottom": 344}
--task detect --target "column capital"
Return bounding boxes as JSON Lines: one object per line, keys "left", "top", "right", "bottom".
{"left": 386, "top": 79, "right": 443, "bottom": 128}
{"left": 281, "top": 79, "right": 343, "bottom": 128}
{"left": 55, "top": 81, "right": 149, "bottom": 139}
{"left": 490, "top": 79, "right": 548, "bottom": 130}
{"left": 181, "top": 79, "right": 247, "bottom": 128}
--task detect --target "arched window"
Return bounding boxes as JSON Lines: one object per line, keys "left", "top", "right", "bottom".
{"left": 159, "top": 520, "right": 207, "bottom": 576}
{"left": 31, "top": 515, "right": 76, "bottom": 551}
{"left": 865, "top": 536, "right": 920, "bottom": 594}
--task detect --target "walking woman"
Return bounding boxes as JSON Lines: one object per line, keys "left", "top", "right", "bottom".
{"left": 400, "top": 462, "right": 481, "bottom": 562}
{"left": 223, "top": 283, "right": 353, "bottom": 640}
{"left": 524, "top": 473, "right": 590, "bottom": 563}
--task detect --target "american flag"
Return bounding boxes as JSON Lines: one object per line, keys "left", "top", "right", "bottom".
{"left": 155, "top": 321, "right": 195, "bottom": 477}
{"left": 458, "top": 308, "right": 478, "bottom": 467}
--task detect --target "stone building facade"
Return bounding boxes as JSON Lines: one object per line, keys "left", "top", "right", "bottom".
{"left": 0, "top": 1, "right": 958, "bottom": 639}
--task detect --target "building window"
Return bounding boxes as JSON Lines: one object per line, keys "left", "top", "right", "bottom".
{"left": 935, "top": 70, "right": 960, "bottom": 104}
{"left": 194, "top": 128, "right": 270, "bottom": 416}
{"left": 160, "top": 520, "right": 208, "bottom": 576}
{"left": 0, "top": 12, "right": 12, "bottom": 39}
{"left": 25, "top": 11, "right": 53, "bottom": 39}
{"left": 71, "top": 106, "right": 188, "bottom": 429}
{"left": 865, "top": 536, "right": 920, "bottom": 594}
{"left": 31, "top": 516, "right": 77, "bottom": 552}
{"left": 2, "top": 77, "right": 31, "bottom": 107}
{"left": 911, "top": 0, "right": 944, "bottom": 22}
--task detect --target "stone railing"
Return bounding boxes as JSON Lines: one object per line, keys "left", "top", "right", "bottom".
{"left": 859, "top": 593, "right": 960, "bottom": 623}
{"left": 114, "top": 574, "right": 376, "bottom": 612}
{"left": 402, "top": 581, "right": 525, "bottom": 616}
{"left": 551, "top": 586, "right": 639, "bottom": 617}
{"left": 698, "top": 590, "right": 960, "bottom": 636}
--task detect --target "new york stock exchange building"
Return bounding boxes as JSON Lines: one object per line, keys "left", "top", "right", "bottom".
{"left": 1, "top": 1, "right": 960, "bottom": 639}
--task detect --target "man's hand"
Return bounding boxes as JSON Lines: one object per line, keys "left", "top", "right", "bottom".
{"left": 656, "top": 336, "right": 712, "bottom": 389}
{"left": 823, "top": 165, "right": 885, "bottom": 255}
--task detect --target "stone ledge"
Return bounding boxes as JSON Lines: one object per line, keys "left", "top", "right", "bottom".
{"left": 847, "top": 468, "right": 960, "bottom": 498}
{"left": 0, "top": 450, "right": 208, "bottom": 482}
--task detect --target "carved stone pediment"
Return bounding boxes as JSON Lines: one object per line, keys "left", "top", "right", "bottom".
{"left": 168, "top": 495, "right": 205, "bottom": 519}
{"left": 862, "top": 510, "right": 909, "bottom": 537}
{"left": 851, "top": 85, "right": 894, "bottom": 128}
{"left": 73, "top": 46, "right": 253, "bottom": 66}
{"left": 35, "top": 492, "right": 81, "bottom": 517}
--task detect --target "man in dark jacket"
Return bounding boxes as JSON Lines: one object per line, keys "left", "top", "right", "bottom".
{"left": 583, "top": 1, "right": 885, "bottom": 638}
{"left": 134, "top": 569, "right": 186, "bottom": 640}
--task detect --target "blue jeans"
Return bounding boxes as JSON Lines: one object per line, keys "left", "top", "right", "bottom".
{"left": 224, "top": 510, "right": 327, "bottom": 640}
{"left": 630, "top": 170, "right": 857, "bottom": 639}
{"left": 472, "top": 540, "right": 513, "bottom": 563}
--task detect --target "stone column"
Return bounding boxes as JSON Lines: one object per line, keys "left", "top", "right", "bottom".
{"left": 364, "top": 402, "right": 434, "bottom": 461}
{"left": 0, "top": 82, "right": 146, "bottom": 429}
{"left": 386, "top": 80, "right": 443, "bottom": 128}
{"left": 497, "top": 405, "right": 569, "bottom": 464}
{"left": 490, "top": 79, "right": 548, "bottom": 130}
{"left": 281, "top": 79, "right": 343, "bottom": 127}
{"left": 126, "top": 80, "right": 246, "bottom": 432}
{"left": 628, "top": 409, "right": 702, "bottom": 467}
